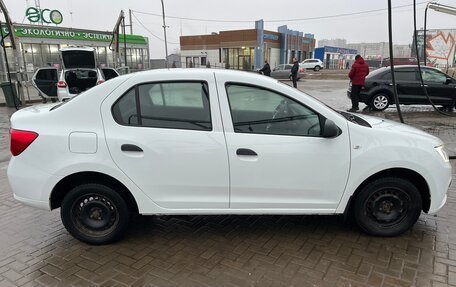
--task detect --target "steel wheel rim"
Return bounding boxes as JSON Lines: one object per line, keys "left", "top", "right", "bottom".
{"left": 365, "top": 187, "right": 409, "bottom": 227}
{"left": 373, "top": 95, "right": 388, "bottom": 109}
{"left": 71, "top": 194, "right": 119, "bottom": 236}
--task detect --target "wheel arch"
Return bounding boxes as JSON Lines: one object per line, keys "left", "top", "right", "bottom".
{"left": 369, "top": 88, "right": 394, "bottom": 103}
{"left": 50, "top": 171, "right": 139, "bottom": 213}
{"left": 345, "top": 167, "right": 430, "bottom": 217}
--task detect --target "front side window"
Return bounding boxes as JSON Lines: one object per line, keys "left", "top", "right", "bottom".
{"left": 226, "top": 84, "right": 321, "bottom": 136}
{"left": 421, "top": 69, "right": 447, "bottom": 83}
{"left": 112, "top": 82, "right": 211, "bottom": 131}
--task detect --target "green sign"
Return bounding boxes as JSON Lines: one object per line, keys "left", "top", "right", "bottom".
{"left": 1, "top": 25, "right": 147, "bottom": 45}
{"left": 26, "top": 7, "right": 63, "bottom": 25}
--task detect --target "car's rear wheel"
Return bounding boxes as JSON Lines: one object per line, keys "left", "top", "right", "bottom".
{"left": 353, "top": 177, "right": 422, "bottom": 237}
{"left": 371, "top": 93, "right": 390, "bottom": 111}
{"left": 61, "top": 183, "right": 130, "bottom": 245}
{"left": 314, "top": 66, "right": 321, "bottom": 71}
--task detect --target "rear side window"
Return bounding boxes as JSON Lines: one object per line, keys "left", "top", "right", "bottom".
{"left": 381, "top": 69, "right": 416, "bottom": 81}
{"left": 36, "top": 69, "right": 57, "bottom": 81}
{"left": 112, "top": 82, "right": 212, "bottom": 131}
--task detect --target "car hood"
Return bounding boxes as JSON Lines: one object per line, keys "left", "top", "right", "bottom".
{"left": 353, "top": 113, "right": 442, "bottom": 143}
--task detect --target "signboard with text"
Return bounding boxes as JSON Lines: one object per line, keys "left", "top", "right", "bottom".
{"left": 26, "top": 7, "right": 63, "bottom": 25}
{"left": 0, "top": 25, "right": 147, "bottom": 45}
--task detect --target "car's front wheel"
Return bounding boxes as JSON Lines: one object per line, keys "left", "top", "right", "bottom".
{"left": 61, "top": 183, "right": 131, "bottom": 245}
{"left": 353, "top": 177, "right": 422, "bottom": 237}
{"left": 314, "top": 66, "right": 321, "bottom": 71}
{"left": 371, "top": 93, "right": 390, "bottom": 111}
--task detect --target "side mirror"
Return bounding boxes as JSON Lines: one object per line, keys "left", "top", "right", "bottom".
{"left": 445, "top": 78, "right": 452, "bottom": 85}
{"left": 322, "top": 119, "right": 341, "bottom": 138}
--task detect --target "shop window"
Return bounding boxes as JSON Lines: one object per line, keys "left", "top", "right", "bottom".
{"left": 201, "top": 57, "right": 206, "bottom": 67}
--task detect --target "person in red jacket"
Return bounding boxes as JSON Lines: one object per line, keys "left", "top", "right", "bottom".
{"left": 348, "top": 55, "right": 369, "bottom": 112}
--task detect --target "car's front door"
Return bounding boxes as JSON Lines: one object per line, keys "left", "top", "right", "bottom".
{"left": 32, "top": 68, "right": 58, "bottom": 98}
{"left": 217, "top": 81, "right": 351, "bottom": 211}
{"left": 102, "top": 76, "right": 230, "bottom": 209}
{"left": 421, "top": 68, "right": 456, "bottom": 106}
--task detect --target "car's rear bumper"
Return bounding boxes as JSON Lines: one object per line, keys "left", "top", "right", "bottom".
{"left": 7, "top": 157, "right": 63, "bottom": 211}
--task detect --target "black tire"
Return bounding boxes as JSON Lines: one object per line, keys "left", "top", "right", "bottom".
{"left": 353, "top": 177, "right": 422, "bottom": 237}
{"left": 314, "top": 66, "right": 321, "bottom": 71}
{"left": 371, "top": 93, "right": 390, "bottom": 111}
{"left": 61, "top": 183, "right": 131, "bottom": 245}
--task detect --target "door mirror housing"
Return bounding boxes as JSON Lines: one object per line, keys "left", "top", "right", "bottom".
{"left": 322, "top": 119, "right": 341, "bottom": 138}
{"left": 445, "top": 77, "right": 453, "bottom": 85}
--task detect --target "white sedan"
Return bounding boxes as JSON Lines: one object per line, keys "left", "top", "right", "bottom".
{"left": 7, "top": 69, "right": 452, "bottom": 244}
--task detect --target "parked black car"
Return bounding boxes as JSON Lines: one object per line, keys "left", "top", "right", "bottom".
{"left": 347, "top": 66, "right": 456, "bottom": 111}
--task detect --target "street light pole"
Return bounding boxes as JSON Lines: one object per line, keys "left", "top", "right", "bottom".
{"left": 161, "top": 0, "right": 169, "bottom": 68}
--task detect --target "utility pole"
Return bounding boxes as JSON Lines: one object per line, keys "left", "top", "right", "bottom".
{"left": 129, "top": 9, "right": 133, "bottom": 34}
{"left": 161, "top": 0, "right": 169, "bottom": 68}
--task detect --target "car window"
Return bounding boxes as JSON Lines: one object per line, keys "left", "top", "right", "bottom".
{"left": 36, "top": 69, "right": 57, "bottom": 81}
{"left": 112, "top": 88, "right": 138, "bottom": 125}
{"left": 381, "top": 69, "right": 416, "bottom": 81}
{"left": 112, "top": 82, "right": 212, "bottom": 131}
{"left": 421, "top": 69, "right": 447, "bottom": 83}
{"left": 102, "top": 68, "right": 119, "bottom": 81}
{"left": 226, "top": 84, "right": 321, "bottom": 137}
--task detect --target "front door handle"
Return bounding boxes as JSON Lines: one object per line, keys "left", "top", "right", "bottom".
{"left": 121, "top": 144, "right": 143, "bottom": 152}
{"left": 236, "top": 148, "right": 257, "bottom": 156}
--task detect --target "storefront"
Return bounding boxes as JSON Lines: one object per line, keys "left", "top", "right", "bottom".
{"left": 179, "top": 20, "right": 316, "bottom": 70}
{"left": 0, "top": 24, "right": 149, "bottom": 81}
{"left": 314, "top": 46, "right": 358, "bottom": 69}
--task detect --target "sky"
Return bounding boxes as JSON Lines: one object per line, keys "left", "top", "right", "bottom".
{"left": 3, "top": 0, "right": 456, "bottom": 58}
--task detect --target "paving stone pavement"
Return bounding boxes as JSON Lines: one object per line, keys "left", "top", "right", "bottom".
{"left": 0, "top": 160, "right": 455, "bottom": 287}
{"left": 0, "top": 84, "right": 456, "bottom": 286}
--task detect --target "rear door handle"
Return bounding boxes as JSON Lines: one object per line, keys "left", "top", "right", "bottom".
{"left": 121, "top": 144, "right": 143, "bottom": 152}
{"left": 236, "top": 148, "right": 257, "bottom": 156}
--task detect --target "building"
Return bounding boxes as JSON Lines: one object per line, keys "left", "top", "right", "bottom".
{"left": 0, "top": 23, "right": 150, "bottom": 82}
{"left": 318, "top": 38, "right": 347, "bottom": 48}
{"left": 179, "top": 20, "right": 316, "bottom": 70}
{"left": 347, "top": 42, "right": 411, "bottom": 59}
{"left": 314, "top": 46, "right": 358, "bottom": 69}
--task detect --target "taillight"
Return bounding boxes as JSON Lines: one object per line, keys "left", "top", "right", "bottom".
{"left": 299, "top": 68, "right": 304, "bottom": 72}
{"left": 57, "top": 81, "right": 67, "bottom": 88}
{"left": 97, "top": 80, "right": 105, "bottom": 85}
{"left": 10, "top": 129, "right": 39, "bottom": 156}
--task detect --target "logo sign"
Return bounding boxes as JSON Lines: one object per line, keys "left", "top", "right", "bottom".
{"left": 26, "top": 7, "right": 63, "bottom": 25}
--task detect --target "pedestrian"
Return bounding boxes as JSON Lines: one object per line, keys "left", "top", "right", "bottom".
{"left": 290, "top": 57, "right": 299, "bottom": 88}
{"left": 259, "top": 60, "right": 271, "bottom": 76}
{"left": 348, "top": 55, "right": 369, "bottom": 112}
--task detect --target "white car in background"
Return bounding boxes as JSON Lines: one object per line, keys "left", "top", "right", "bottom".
{"left": 32, "top": 47, "right": 120, "bottom": 102}
{"left": 8, "top": 69, "right": 451, "bottom": 245}
{"left": 300, "top": 59, "right": 324, "bottom": 71}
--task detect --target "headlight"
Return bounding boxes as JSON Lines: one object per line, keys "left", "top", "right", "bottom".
{"left": 435, "top": 145, "right": 449, "bottom": 163}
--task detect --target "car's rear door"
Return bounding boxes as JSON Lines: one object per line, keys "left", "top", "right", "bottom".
{"left": 32, "top": 68, "right": 58, "bottom": 98}
{"left": 392, "top": 68, "right": 422, "bottom": 104}
{"left": 101, "top": 72, "right": 230, "bottom": 209}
